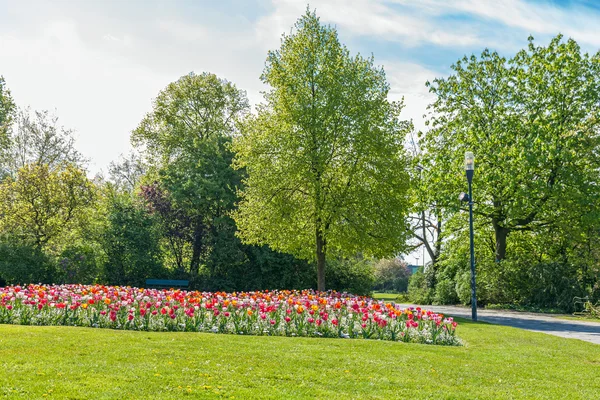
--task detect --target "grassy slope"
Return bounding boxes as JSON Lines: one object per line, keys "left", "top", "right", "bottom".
{"left": 555, "top": 315, "right": 600, "bottom": 324}
{"left": 371, "top": 292, "right": 404, "bottom": 302}
{"left": 1, "top": 319, "right": 599, "bottom": 399}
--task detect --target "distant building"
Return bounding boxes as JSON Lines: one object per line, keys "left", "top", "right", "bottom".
{"left": 407, "top": 264, "right": 420, "bottom": 275}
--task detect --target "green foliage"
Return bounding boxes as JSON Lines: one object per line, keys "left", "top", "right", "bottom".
{"left": 373, "top": 258, "right": 410, "bottom": 292}
{"left": 108, "top": 152, "right": 146, "bottom": 193}
{"left": 233, "top": 9, "right": 412, "bottom": 290}
{"left": 0, "top": 102, "right": 101, "bottom": 285}
{"left": 132, "top": 72, "right": 249, "bottom": 281}
{"left": 0, "top": 76, "right": 15, "bottom": 125}
{"left": 200, "top": 226, "right": 315, "bottom": 292}
{"left": 101, "top": 190, "right": 167, "bottom": 287}
{"left": 421, "top": 35, "right": 600, "bottom": 263}
{"left": 325, "top": 257, "right": 375, "bottom": 296}
{"left": 0, "top": 76, "right": 15, "bottom": 163}
{"left": 131, "top": 72, "right": 248, "bottom": 163}
{"left": 455, "top": 271, "right": 472, "bottom": 306}
{"left": 431, "top": 224, "right": 592, "bottom": 311}
{"left": 418, "top": 34, "right": 600, "bottom": 310}
{"left": 0, "top": 239, "right": 54, "bottom": 284}
{"left": 407, "top": 269, "right": 434, "bottom": 304}
{"left": 55, "top": 243, "right": 102, "bottom": 284}
{"left": 434, "top": 279, "right": 459, "bottom": 305}
{"left": 0, "top": 163, "right": 96, "bottom": 249}
{"left": 244, "top": 247, "right": 315, "bottom": 290}
{"left": 6, "top": 109, "right": 86, "bottom": 175}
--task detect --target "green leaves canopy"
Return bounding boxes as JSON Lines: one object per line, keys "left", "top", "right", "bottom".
{"left": 131, "top": 72, "right": 250, "bottom": 277}
{"left": 0, "top": 163, "right": 96, "bottom": 249}
{"left": 0, "top": 76, "right": 16, "bottom": 171}
{"left": 0, "top": 76, "right": 15, "bottom": 135}
{"left": 233, "top": 10, "right": 412, "bottom": 289}
{"left": 421, "top": 35, "right": 600, "bottom": 261}
{"left": 132, "top": 72, "right": 249, "bottom": 213}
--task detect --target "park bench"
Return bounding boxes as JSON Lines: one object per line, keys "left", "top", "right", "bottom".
{"left": 145, "top": 279, "right": 189, "bottom": 290}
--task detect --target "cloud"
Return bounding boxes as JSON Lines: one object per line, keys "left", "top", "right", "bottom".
{"left": 0, "top": 19, "right": 172, "bottom": 174}
{"left": 258, "top": 0, "right": 600, "bottom": 53}
{"left": 464, "top": 0, "right": 600, "bottom": 48}
{"left": 256, "top": 0, "right": 482, "bottom": 47}
{"left": 254, "top": 0, "right": 443, "bottom": 129}
{"left": 316, "top": 0, "right": 481, "bottom": 47}
{"left": 102, "top": 33, "right": 133, "bottom": 46}
{"left": 1, "top": 0, "right": 598, "bottom": 178}
{"left": 158, "top": 20, "right": 209, "bottom": 42}
{"left": 393, "top": 0, "right": 600, "bottom": 49}
{"left": 383, "top": 62, "right": 438, "bottom": 130}
{"left": 0, "top": 3, "right": 271, "bottom": 175}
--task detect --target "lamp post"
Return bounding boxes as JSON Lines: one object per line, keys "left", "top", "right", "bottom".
{"left": 465, "top": 152, "right": 477, "bottom": 321}
{"left": 459, "top": 152, "right": 477, "bottom": 321}
{"left": 416, "top": 164, "right": 426, "bottom": 270}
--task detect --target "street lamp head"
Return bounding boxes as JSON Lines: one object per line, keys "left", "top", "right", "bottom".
{"left": 465, "top": 151, "right": 474, "bottom": 171}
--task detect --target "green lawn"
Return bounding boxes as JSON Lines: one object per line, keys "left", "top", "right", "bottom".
{"left": 1, "top": 320, "right": 599, "bottom": 399}
{"left": 371, "top": 292, "right": 406, "bottom": 302}
{"left": 555, "top": 315, "right": 600, "bottom": 323}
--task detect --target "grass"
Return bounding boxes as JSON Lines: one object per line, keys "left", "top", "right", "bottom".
{"left": 555, "top": 315, "right": 600, "bottom": 323}
{"left": 484, "top": 303, "right": 566, "bottom": 314}
{"left": 1, "top": 320, "right": 600, "bottom": 399}
{"left": 371, "top": 292, "right": 408, "bottom": 302}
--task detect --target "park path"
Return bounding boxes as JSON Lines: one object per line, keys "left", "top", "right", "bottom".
{"left": 398, "top": 304, "right": 600, "bottom": 345}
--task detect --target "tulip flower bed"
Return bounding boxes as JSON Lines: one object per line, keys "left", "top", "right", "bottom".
{"left": 0, "top": 284, "right": 460, "bottom": 345}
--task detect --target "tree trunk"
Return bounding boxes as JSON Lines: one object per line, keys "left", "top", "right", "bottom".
{"left": 493, "top": 222, "right": 508, "bottom": 262}
{"left": 316, "top": 228, "right": 326, "bottom": 292}
{"left": 419, "top": 210, "right": 442, "bottom": 267}
{"left": 167, "top": 236, "right": 185, "bottom": 277}
{"left": 433, "top": 217, "right": 442, "bottom": 265}
{"left": 421, "top": 210, "right": 427, "bottom": 264}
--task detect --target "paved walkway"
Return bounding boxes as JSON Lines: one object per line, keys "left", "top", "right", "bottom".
{"left": 398, "top": 304, "right": 600, "bottom": 345}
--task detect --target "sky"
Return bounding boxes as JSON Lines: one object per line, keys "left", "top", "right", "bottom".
{"left": 1, "top": 0, "right": 600, "bottom": 175}
{"left": 1, "top": 0, "right": 599, "bottom": 265}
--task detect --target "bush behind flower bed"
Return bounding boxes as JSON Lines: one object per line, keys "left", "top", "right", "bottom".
{"left": 0, "top": 284, "right": 461, "bottom": 346}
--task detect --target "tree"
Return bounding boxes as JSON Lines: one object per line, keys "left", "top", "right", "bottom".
{"left": 102, "top": 189, "right": 166, "bottom": 286}
{"left": 421, "top": 35, "right": 600, "bottom": 263}
{"left": 0, "top": 163, "right": 96, "bottom": 249}
{"left": 132, "top": 72, "right": 249, "bottom": 279}
{"left": 0, "top": 238, "right": 55, "bottom": 284}
{"left": 407, "top": 152, "right": 444, "bottom": 270}
{"left": 108, "top": 152, "right": 146, "bottom": 193}
{"left": 373, "top": 258, "right": 410, "bottom": 292}
{"left": 0, "top": 76, "right": 15, "bottom": 146}
{"left": 6, "top": 109, "right": 86, "bottom": 175}
{"left": 232, "top": 9, "right": 412, "bottom": 291}
{"left": 139, "top": 182, "right": 194, "bottom": 277}
{"left": 0, "top": 76, "right": 16, "bottom": 174}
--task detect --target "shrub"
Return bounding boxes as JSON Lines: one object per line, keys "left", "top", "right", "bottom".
{"left": 373, "top": 258, "right": 410, "bottom": 292}
{"left": 200, "top": 231, "right": 315, "bottom": 292}
{"left": 455, "top": 271, "right": 472, "bottom": 305}
{"left": 0, "top": 240, "right": 55, "bottom": 284}
{"left": 408, "top": 269, "right": 434, "bottom": 304}
{"left": 101, "top": 192, "right": 167, "bottom": 287}
{"left": 434, "top": 278, "right": 458, "bottom": 305}
{"left": 326, "top": 257, "right": 375, "bottom": 296}
{"left": 524, "top": 261, "right": 582, "bottom": 313}
{"left": 55, "top": 244, "right": 102, "bottom": 284}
